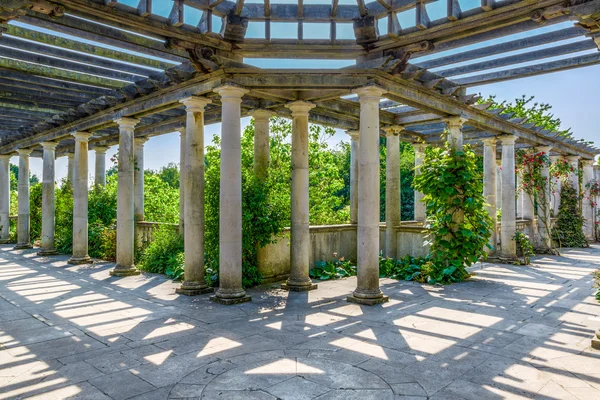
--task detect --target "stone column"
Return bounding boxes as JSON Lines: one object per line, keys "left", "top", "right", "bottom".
{"left": 252, "top": 109, "right": 271, "bottom": 180}
{"left": 94, "top": 146, "right": 108, "bottom": 187}
{"left": 133, "top": 138, "right": 147, "bottom": 223}
{"left": 582, "top": 159, "right": 595, "bottom": 240}
{"left": 567, "top": 155, "right": 580, "bottom": 196}
{"left": 537, "top": 146, "right": 553, "bottom": 250}
{"left": 549, "top": 155, "right": 562, "bottom": 216}
{"left": 384, "top": 125, "right": 403, "bottom": 259}
{"left": 15, "top": 148, "right": 33, "bottom": 249}
{"left": 499, "top": 135, "right": 517, "bottom": 259}
{"left": 595, "top": 163, "right": 600, "bottom": 240}
{"left": 176, "top": 97, "right": 213, "bottom": 296}
{"left": 178, "top": 128, "right": 186, "bottom": 234}
{"left": 211, "top": 85, "right": 251, "bottom": 304}
{"left": 496, "top": 159, "right": 502, "bottom": 211}
{"left": 413, "top": 143, "right": 426, "bottom": 221}
{"left": 348, "top": 86, "right": 389, "bottom": 306}
{"left": 111, "top": 117, "right": 141, "bottom": 277}
{"left": 38, "top": 142, "right": 58, "bottom": 256}
{"left": 347, "top": 130, "right": 360, "bottom": 224}
{"left": 444, "top": 117, "right": 466, "bottom": 151}
{"left": 482, "top": 138, "right": 497, "bottom": 254}
{"left": 516, "top": 176, "right": 523, "bottom": 219}
{"left": 69, "top": 132, "right": 93, "bottom": 265}
{"left": 282, "top": 100, "right": 317, "bottom": 292}
{"left": 66, "top": 152, "right": 74, "bottom": 184}
{"left": 0, "top": 155, "right": 11, "bottom": 244}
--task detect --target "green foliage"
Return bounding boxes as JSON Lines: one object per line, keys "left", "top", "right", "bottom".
{"left": 412, "top": 144, "right": 493, "bottom": 284}
{"left": 29, "top": 183, "right": 42, "bottom": 241}
{"left": 156, "top": 162, "right": 180, "bottom": 189}
{"left": 552, "top": 182, "right": 588, "bottom": 248}
{"left": 54, "top": 181, "right": 73, "bottom": 253}
{"left": 138, "top": 225, "right": 184, "bottom": 276}
{"left": 379, "top": 255, "right": 429, "bottom": 282}
{"left": 10, "top": 163, "right": 39, "bottom": 189}
{"left": 380, "top": 141, "right": 416, "bottom": 221}
{"left": 309, "top": 256, "right": 356, "bottom": 280}
{"left": 143, "top": 172, "right": 179, "bottom": 224}
{"left": 513, "top": 231, "right": 534, "bottom": 265}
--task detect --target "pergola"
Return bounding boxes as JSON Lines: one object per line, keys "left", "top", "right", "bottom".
{"left": 0, "top": 0, "right": 599, "bottom": 305}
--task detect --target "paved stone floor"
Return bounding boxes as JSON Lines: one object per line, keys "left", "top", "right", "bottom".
{"left": 1, "top": 245, "right": 600, "bottom": 399}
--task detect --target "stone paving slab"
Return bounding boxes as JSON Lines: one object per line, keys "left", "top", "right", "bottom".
{"left": 1, "top": 244, "right": 600, "bottom": 399}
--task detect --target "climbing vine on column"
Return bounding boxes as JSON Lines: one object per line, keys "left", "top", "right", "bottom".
{"left": 412, "top": 144, "right": 493, "bottom": 284}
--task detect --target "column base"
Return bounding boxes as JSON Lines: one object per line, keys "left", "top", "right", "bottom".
{"left": 281, "top": 282, "right": 318, "bottom": 292}
{"left": 0, "top": 239, "right": 12, "bottom": 244}
{"left": 486, "top": 255, "right": 520, "bottom": 264}
{"left": 13, "top": 243, "right": 32, "bottom": 250}
{"left": 210, "top": 294, "right": 252, "bottom": 305}
{"left": 68, "top": 256, "right": 93, "bottom": 265}
{"left": 176, "top": 284, "right": 214, "bottom": 296}
{"left": 37, "top": 249, "right": 59, "bottom": 256}
{"left": 347, "top": 295, "right": 389, "bottom": 306}
{"left": 110, "top": 266, "right": 141, "bottom": 277}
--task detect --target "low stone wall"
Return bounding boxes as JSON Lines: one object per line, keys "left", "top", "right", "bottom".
{"left": 258, "top": 222, "right": 429, "bottom": 283}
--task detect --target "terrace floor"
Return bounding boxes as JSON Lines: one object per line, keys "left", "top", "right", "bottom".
{"left": 1, "top": 244, "right": 600, "bottom": 399}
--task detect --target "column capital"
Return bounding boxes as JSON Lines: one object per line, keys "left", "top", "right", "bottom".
{"left": 0, "top": 154, "right": 11, "bottom": 160}
{"left": 41, "top": 141, "right": 58, "bottom": 150}
{"left": 346, "top": 130, "right": 360, "bottom": 140}
{"left": 114, "top": 117, "right": 140, "bottom": 130}
{"left": 286, "top": 100, "right": 315, "bottom": 117}
{"left": 537, "top": 146, "right": 552, "bottom": 155}
{"left": 180, "top": 96, "right": 211, "bottom": 112}
{"left": 413, "top": 143, "right": 427, "bottom": 152}
{"left": 498, "top": 134, "right": 517, "bottom": 145}
{"left": 94, "top": 146, "right": 109, "bottom": 154}
{"left": 352, "top": 85, "right": 386, "bottom": 102}
{"left": 581, "top": 159, "right": 595, "bottom": 167}
{"left": 443, "top": 116, "right": 468, "bottom": 128}
{"left": 251, "top": 109, "right": 272, "bottom": 120}
{"left": 66, "top": 152, "right": 74, "bottom": 159}
{"left": 17, "top": 148, "right": 33, "bottom": 156}
{"left": 566, "top": 155, "right": 580, "bottom": 162}
{"left": 383, "top": 125, "right": 405, "bottom": 137}
{"left": 214, "top": 84, "right": 248, "bottom": 102}
{"left": 134, "top": 137, "right": 149, "bottom": 147}
{"left": 72, "top": 131, "right": 93, "bottom": 142}
{"left": 481, "top": 137, "right": 497, "bottom": 146}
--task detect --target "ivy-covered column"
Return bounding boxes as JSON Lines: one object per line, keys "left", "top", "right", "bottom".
{"left": 347, "top": 130, "right": 360, "bottom": 224}
{"left": 549, "top": 155, "right": 562, "bottom": 216}
{"left": 482, "top": 138, "right": 497, "bottom": 253}
{"left": 38, "top": 142, "right": 58, "bottom": 256}
{"left": 133, "top": 138, "right": 147, "bottom": 222}
{"left": 444, "top": 117, "right": 466, "bottom": 151}
{"left": 211, "top": 85, "right": 251, "bottom": 304}
{"left": 0, "top": 155, "right": 10, "bottom": 244}
{"left": 177, "top": 97, "right": 213, "bottom": 296}
{"left": 582, "top": 159, "right": 595, "bottom": 240}
{"left": 348, "top": 85, "right": 389, "bottom": 306}
{"left": 15, "top": 148, "right": 32, "bottom": 250}
{"left": 178, "top": 128, "right": 186, "bottom": 234}
{"left": 94, "top": 146, "right": 108, "bottom": 187}
{"left": 538, "top": 146, "right": 553, "bottom": 250}
{"left": 69, "top": 132, "right": 93, "bottom": 265}
{"left": 413, "top": 143, "right": 426, "bottom": 221}
{"left": 496, "top": 159, "right": 502, "bottom": 212}
{"left": 384, "top": 126, "right": 403, "bottom": 259}
{"left": 567, "top": 155, "right": 580, "bottom": 196}
{"left": 111, "top": 117, "right": 141, "bottom": 277}
{"left": 283, "top": 100, "right": 317, "bottom": 292}
{"left": 499, "top": 135, "right": 517, "bottom": 259}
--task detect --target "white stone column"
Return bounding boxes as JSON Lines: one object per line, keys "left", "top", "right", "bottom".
{"left": 499, "top": 135, "right": 517, "bottom": 259}
{"left": 516, "top": 176, "right": 523, "bottom": 219}
{"left": 348, "top": 86, "right": 389, "bottom": 305}
{"left": 211, "top": 85, "right": 251, "bottom": 304}
{"left": 347, "top": 130, "right": 360, "bottom": 224}
{"left": 537, "top": 146, "right": 553, "bottom": 250}
{"left": 94, "top": 146, "right": 108, "bottom": 187}
{"left": 176, "top": 97, "right": 213, "bottom": 296}
{"left": 283, "top": 100, "right": 317, "bottom": 292}
{"left": 567, "top": 155, "right": 580, "bottom": 197}
{"left": 496, "top": 159, "right": 502, "bottom": 212}
{"left": 0, "top": 155, "right": 11, "bottom": 243}
{"left": 69, "top": 132, "right": 93, "bottom": 265}
{"left": 595, "top": 163, "right": 600, "bottom": 240}
{"left": 413, "top": 143, "right": 426, "bottom": 221}
{"left": 384, "top": 125, "right": 403, "bottom": 259}
{"left": 252, "top": 109, "right": 271, "bottom": 180}
{"left": 133, "top": 137, "right": 147, "bottom": 223}
{"left": 111, "top": 117, "right": 141, "bottom": 277}
{"left": 582, "top": 159, "right": 595, "bottom": 240}
{"left": 444, "top": 117, "right": 467, "bottom": 151}
{"left": 549, "top": 155, "right": 562, "bottom": 216}
{"left": 482, "top": 138, "right": 497, "bottom": 254}
{"left": 66, "top": 152, "right": 74, "bottom": 184}
{"left": 178, "top": 128, "right": 186, "bottom": 234}
{"left": 15, "top": 148, "right": 33, "bottom": 249}
{"left": 38, "top": 142, "right": 58, "bottom": 256}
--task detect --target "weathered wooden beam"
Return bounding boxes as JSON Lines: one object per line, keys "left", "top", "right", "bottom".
{"left": 0, "top": 79, "right": 92, "bottom": 102}
{"left": 0, "top": 68, "right": 114, "bottom": 96}
{"left": 0, "top": 90, "right": 84, "bottom": 108}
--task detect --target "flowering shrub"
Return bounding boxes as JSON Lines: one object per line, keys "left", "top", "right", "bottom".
{"left": 513, "top": 231, "right": 534, "bottom": 265}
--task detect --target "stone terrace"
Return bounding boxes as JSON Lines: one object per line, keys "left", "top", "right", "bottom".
{"left": 1, "top": 245, "right": 600, "bottom": 400}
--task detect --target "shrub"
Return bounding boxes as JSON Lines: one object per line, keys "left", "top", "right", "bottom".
{"left": 138, "top": 225, "right": 184, "bottom": 276}
{"left": 309, "top": 256, "right": 356, "bottom": 280}
{"left": 552, "top": 182, "right": 588, "bottom": 248}
{"left": 513, "top": 231, "right": 534, "bottom": 265}
{"left": 29, "top": 183, "right": 42, "bottom": 241}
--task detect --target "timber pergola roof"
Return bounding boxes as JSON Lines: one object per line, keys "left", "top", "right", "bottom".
{"left": 0, "top": 0, "right": 599, "bottom": 159}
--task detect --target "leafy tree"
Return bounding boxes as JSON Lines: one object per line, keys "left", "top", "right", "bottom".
{"left": 157, "top": 162, "right": 180, "bottom": 189}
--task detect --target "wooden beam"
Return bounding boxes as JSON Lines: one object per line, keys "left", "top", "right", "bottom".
{"left": 0, "top": 69, "right": 111, "bottom": 96}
